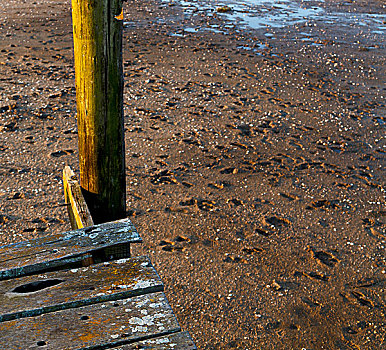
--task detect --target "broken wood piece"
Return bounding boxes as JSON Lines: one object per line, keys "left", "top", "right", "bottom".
{"left": 63, "top": 165, "right": 94, "bottom": 230}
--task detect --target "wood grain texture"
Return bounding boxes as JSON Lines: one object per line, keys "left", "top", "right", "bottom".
{"left": 0, "top": 292, "right": 180, "bottom": 350}
{"left": 71, "top": 0, "right": 126, "bottom": 223}
{"left": 63, "top": 166, "right": 94, "bottom": 230}
{"left": 0, "top": 219, "right": 141, "bottom": 280}
{"left": 0, "top": 256, "right": 162, "bottom": 322}
{"left": 114, "top": 331, "right": 197, "bottom": 349}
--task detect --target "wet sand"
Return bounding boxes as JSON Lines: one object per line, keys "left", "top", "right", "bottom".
{"left": 0, "top": 0, "right": 385, "bottom": 349}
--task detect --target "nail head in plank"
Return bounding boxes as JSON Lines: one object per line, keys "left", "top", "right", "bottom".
{"left": 0, "top": 218, "right": 141, "bottom": 280}
{"left": 0, "top": 256, "right": 162, "bottom": 322}
{"left": 113, "top": 331, "right": 197, "bottom": 349}
{"left": 0, "top": 292, "right": 180, "bottom": 350}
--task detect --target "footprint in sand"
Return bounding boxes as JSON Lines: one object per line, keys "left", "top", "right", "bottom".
{"left": 351, "top": 291, "right": 374, "bottom": 308}
{"left": 341, "top": 291, "right": 375, "bottom": 308}
{"left": 150, "top": 169, "right": 178, "bottom": 185}
{"left": 179, "top": 198, "right": 216, "bottom": 211}
{"left": 263, "top": 216, "right": 291, "bottom": 229}
{"left": 220, "top": 167, "right": 238, "bottom": 174}
{"left": 0, "top": 103, "right": 16, "bottom": 112}
{"left": 306, "top": 199, "right": 340, "bottom": 210}
{"left": 256, "top": 228, "right": 273, "bottom": 237}
{"left": 226, "top": 198, "right": 244, "bottom": 207}
{"left": 7, "top": 192, "right": 24, "bottom": 200}
{"left": 242, "top": 247, "right": 263, "bottom": 254}
{"left": 0, "top": 215, "right": 11, "bottom": 224}
{"left": 224, "top": 254, "right": 247, "bottom": 264}
{"left": 208, "top": 183, "right": 224, "bottom": 189}
{"left": 295, "top": 271, "right": 330, "bottom": 282}
{"left": 311, "top": 250, "right": 339, "bottom": 267}
{"left": 279, "top": 193, "right": 299, "bottom": 201}
{"left": 174, "top": 235, "right": 191, "bottom": 243}
{"left": 50, "top": 149, "right": 74, "bottom": 157}
{"left": 159, "top": 237, "right": 190, "bottom": 252}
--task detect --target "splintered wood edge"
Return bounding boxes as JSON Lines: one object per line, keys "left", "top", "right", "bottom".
{"left": 63, "top": 165, "right": 94, "bottom": 230}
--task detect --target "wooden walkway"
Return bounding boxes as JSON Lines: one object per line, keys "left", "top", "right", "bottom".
{"left": 0, "top": 219, "right": 196, "bottom": 348}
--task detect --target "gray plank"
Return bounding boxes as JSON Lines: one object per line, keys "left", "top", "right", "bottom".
{"left": 0, "top": 218, "right": 141, "bottom": 280}
{"left": 114, "top": 331, "right": 197, "bottom": 349}
{"left": 0, "top": 292, "right": 180, "bottom": 350}
{"left": 0, "top": 256, "right": 162, "bottom": 322}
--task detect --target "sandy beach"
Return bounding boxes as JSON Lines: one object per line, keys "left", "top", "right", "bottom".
{"left": 0, "top": 0, "right": 385, "bottom": 348}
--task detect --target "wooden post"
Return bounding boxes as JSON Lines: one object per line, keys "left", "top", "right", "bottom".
{"left": 71, "top": 0, "right": 126, "bottom": 223}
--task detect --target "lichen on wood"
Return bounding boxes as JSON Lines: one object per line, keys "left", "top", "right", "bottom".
{"left": 0, "top": 256, "right": 162, "bottom": 323}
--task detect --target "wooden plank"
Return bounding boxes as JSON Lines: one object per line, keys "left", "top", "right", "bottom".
{"left": 63, "top": 166, "right": 94, "bottom": 230}
{"left": 0, "top": 292, "right": 180, "bottom": 350}
{"left": 114, "top": 331, "right": 197, "bottom": 349}
{"left": 0, "top": 219, "right": 141, "bottom": 281}
{"left": 0, "top": 256, "right": 162, "bottom": 322}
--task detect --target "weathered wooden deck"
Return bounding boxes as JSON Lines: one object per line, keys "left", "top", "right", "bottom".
{"left": 0, "top": 168, "right": 196, "bottom": 349}
{"left": 0, "top": 219, "right": 196, "bottom": 349}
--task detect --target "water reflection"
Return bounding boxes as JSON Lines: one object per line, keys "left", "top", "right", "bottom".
{"left": 162, "top": 0, "right": 385, "bottom": 34}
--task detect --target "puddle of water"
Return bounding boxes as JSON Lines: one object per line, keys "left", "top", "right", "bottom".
{"left": 162, "top": 0, "right": 385, "bottom": 35}
{"left": 221, "top": 0, "right": 324, "bottom": 29}
{"left": 184, "top": 26, "right": 222, "bottom": 33}
{"left": 167, "top": 26, "right": 223, "bottom": 37}
{"left": 237, "top": 42, "right": 269, "bottom": 55}
{"left": 166, "top": 0, "right": 325, "bottom": 29}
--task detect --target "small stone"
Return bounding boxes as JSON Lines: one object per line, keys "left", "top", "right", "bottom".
{"left": 217, "top": 6, "right": 232, "bottom": 13}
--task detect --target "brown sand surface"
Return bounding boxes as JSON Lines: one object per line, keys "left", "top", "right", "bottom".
{"left": 0, "top": 0, "right": 385, "bottom": 349}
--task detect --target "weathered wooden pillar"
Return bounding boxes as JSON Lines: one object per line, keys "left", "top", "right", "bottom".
{"left": 71, "top": 0, "right": 126, "bottom": 223}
